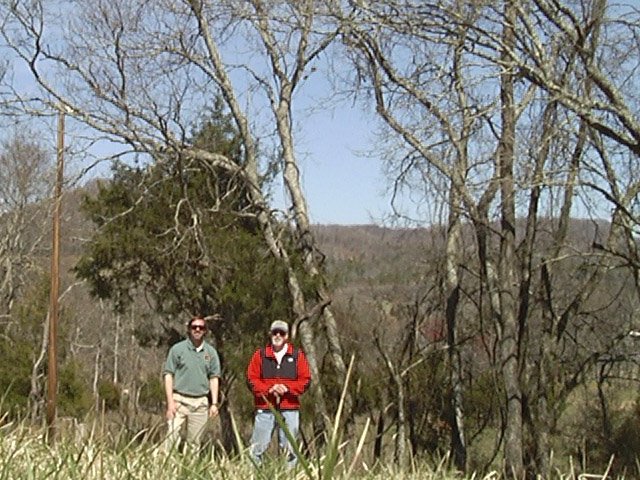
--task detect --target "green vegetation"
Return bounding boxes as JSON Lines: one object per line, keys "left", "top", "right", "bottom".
{"left": 97, "top": 380, "right": 121, "bottom": 412}
{"left": 0, "top": 105, "right": 638, "bottom": 478}
{"left": 74, "top": 104, "right": 293, "bottom": 355}
{"left": 57, "top": 361, "right": 93, "bottom": 419}
{"left": 0, "top": 338, "right": 32, "bottom": 416}
{"left": 0, "top": 419, "right": 628, "bottom": 479}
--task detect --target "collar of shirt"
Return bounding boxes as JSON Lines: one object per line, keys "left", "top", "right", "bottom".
{"left": 188, "top": 339, "right": 205, "bottom": 352}
{"left": 274, "top": 343, "right": 288, "bottom": 365}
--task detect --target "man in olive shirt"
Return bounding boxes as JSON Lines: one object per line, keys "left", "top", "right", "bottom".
{"left": 164, "top": 316, "right": 221, "bottom": 449}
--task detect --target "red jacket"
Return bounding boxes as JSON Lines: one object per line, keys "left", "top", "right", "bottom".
{"left": 246, "top": 343, "right": 311, "bottom": 410}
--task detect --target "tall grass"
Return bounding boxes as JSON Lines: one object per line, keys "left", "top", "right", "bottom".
{"left": 0, "top": 417, "right": 632, "bottom": 479}
{"left": 0, "top": 360, "right": 631, "bottom": 479}
{"left": 0, "top": 420, "right": 461, "bottom": 480}
{"left": 0, "top": 355, "right": 461, "bottom": 479}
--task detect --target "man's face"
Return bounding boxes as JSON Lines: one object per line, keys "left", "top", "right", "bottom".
{"left": 270, "top": 328, "right": 288, "bottom": 350}
{"left": 189, "top": 319, "right": 207, "bottom": 342}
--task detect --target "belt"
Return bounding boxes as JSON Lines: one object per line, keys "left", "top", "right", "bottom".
{"left": 173, "top": 391, "right": 208, "bottom": 398}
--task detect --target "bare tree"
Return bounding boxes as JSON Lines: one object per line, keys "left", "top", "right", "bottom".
{"left": 332, "top": 1, "right": 491, "bottom": 471}
{"left": 333, "top": 0, "right": 640, "bottom": 475}
{"left": 0, "top": 132, "right": 51, "bottom": 320}
{"left": 0, "top": 0, "right": 352, "bottom": 432}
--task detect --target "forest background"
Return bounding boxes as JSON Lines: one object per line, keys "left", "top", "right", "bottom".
{"left": 1, "top": 0, "right": 640, "bottom": 478}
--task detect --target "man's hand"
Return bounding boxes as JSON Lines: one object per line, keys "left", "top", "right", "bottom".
{"left": 166, "top": 399, "right": 177, "bottom": 421}
{"left": 269, "top": 383, "right": 288, "bottom": 396}
{"left": 208, "top": 404, "right": 219, "bottom": 418}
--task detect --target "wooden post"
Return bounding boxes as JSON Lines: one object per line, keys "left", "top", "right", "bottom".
{"left": 46, "top": 109, "right": 64, "bottom": 443}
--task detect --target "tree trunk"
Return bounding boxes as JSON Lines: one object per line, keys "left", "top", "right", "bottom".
{"left": 378, "top": 339, "right": 408, "bottom": 468}
{"left": 394, "top": 372, "right": 407, "bottom": 468}
{"left": 446, "top": 284, "right": 466, "bottom": 472}
{"left": 29, "top": 312, "right": 49, "bottom": 423}
{"left": 373, "top": 409, "right": 384, "bottom": 461}
{"left": 274, "top": 52, "right": 351, "bottom": 419}
{"left": 219, "top": 403, "right": 236, "bottom": 454}
{"left": 93, "top": 347, "right": 101, "bottom": 411}
{"left": 113, "top": 313, "right": 120, "bottom": 384}
{"left": 498, "top": 1, "right": 523, "bottom": 476}
{"left": 188, "top": 2, "right": 338, "bottom": 431}
{"left": 445, "top": 173, "right": 467, "bottom": 472}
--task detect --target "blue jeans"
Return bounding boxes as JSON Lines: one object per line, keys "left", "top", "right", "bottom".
{"left": 250, "top": 409, "right": 300, "bottom": 467}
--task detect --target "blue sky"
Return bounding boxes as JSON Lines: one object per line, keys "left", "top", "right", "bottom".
{"left": 292, "top": 105, "right": 390, "bottom": 225}
{"left": 4, "top": 23, "right": 393, "bottom": 226}
{"left": 52, "top": 98, "right": 391, "bottom": 226}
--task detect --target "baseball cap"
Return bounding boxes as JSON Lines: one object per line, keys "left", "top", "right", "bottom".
{"left": 270, "top": 320, "right": 289, "bottom": 333}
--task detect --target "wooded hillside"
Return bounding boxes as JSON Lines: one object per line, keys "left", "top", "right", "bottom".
{"left": 1, "top": 176, "right": 639, "bottom": 476}
{"left": 1, "top": 1, "right": 640, "bottom": 477}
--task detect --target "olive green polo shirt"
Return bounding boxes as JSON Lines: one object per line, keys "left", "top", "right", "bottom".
{"left": 164, "top": 339, "right": 221, "bottom": 397}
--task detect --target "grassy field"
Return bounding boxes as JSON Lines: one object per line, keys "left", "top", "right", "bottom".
{"left": 0, "top": 420, "right": 449, "bottom": 480}
{"left": 0, "top": 366, "right": 630, "bottom": 479}
{"left": 0, "top": 418, "right": 627, "bottom": 480}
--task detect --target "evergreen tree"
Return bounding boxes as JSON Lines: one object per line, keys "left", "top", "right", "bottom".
{"left": 75, "top": 102, "right": 291, "bottom": 347}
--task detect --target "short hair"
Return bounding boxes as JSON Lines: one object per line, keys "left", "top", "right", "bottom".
{"left": 188, "top": 316, "right": 206, "bottom": 328}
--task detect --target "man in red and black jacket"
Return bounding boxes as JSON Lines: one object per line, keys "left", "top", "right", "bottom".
{"left": 246, "top": 320, "right": 311, "bottom": 467}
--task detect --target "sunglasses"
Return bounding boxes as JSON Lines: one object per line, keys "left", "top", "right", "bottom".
{"left": 191, "top": 325, "right": 206, "bottom": 331}
{"left": 271, "top": 329, "right": 287, "bottom": 336}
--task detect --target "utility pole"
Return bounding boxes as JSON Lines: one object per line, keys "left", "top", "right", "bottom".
{"left": 46, "top": 108, "right": 64, "bottom": 443}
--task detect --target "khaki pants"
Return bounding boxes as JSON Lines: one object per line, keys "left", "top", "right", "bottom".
{"left": 165, "top": 392, "right": 209, "bottom": 450}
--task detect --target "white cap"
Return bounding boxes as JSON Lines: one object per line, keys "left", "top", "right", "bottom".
{"left": 269, "top": 320, "right": 289, "bottom": 333}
